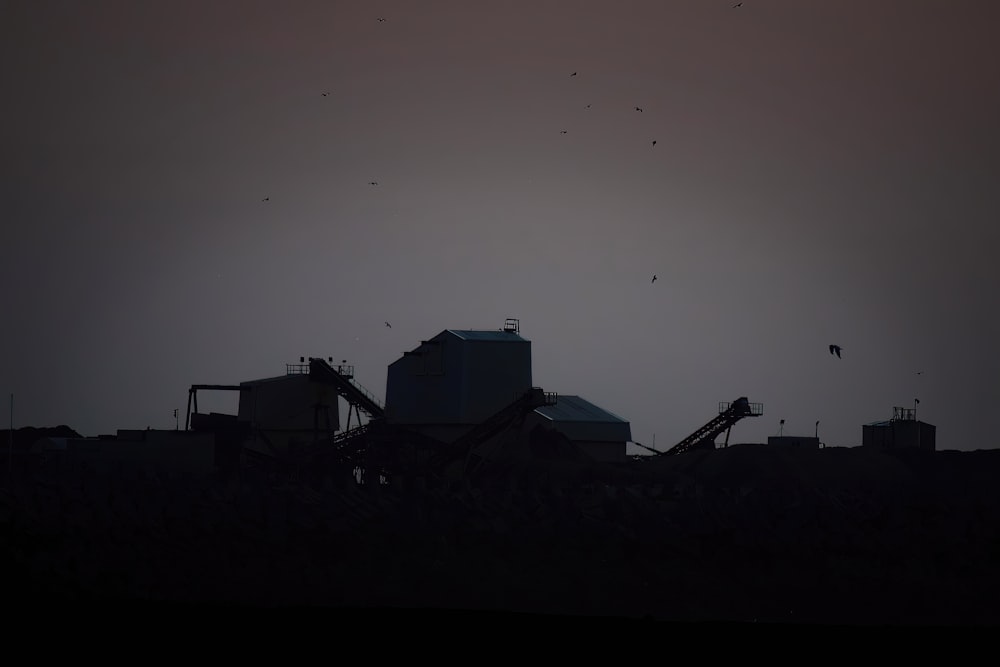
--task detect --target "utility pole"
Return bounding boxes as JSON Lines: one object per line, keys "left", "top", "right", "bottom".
{"left": 173, "top": 408, "right": 179, "bottom": 431}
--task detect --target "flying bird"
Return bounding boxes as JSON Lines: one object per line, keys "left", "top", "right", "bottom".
{"left": 635, "top": 106, "right": 643, "bottom": 112}
{"left": 733, "top": 2, "right": 743, "bottom": 7}
{"left": 585, "top": 104, "right": 591, "bottom": 109}
{"left": 560, "top": 130, "right": 568, "bottom": 134}
{"left": 369, "top": 181, "right": 378, "bottom": 185}
{"left": 377, "top": 17, "right": 386, "bottom": 22}
{"left": 321, "top": 92, "right": 330, "bottom": 96}
{"left": 651, "top": 274, "right": 657, "bottom": 283}
{"left": 570, "top": 72, "right": 577, "bottom": 77}
{"left": 262, "top": 197, "right": 269, "bottom": 201}
{"left": 385, "top": 321, "right": 392, "bottom": 328}
{"left": 829, "top": 344, "right": 842, "bottom": 359}
{"left": 651, "top": 140, "right": 657, "bottom": 147}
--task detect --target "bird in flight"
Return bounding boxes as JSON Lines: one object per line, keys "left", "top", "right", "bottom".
{"left": 651, "top": 140, "right": 657, "bottom": 147}
{"left": 829, "top": 344, "right": 843, "bottom": 359}
{"left": 585, "top": 104, "right": 591, "bottom": 109}
{"left": 733, "top": 2, "right": 743, "bottom": 7}
{"left": 377, "top": 17, "right": 386, "bottom": 22}
{"left": 560, "top": 130, "right": 568, "bottom": 134}
{"left": 385, "top": 321, "right": 392, "bottom": 328}
{"left": 321, "top": 92, "right": 330, "bottom": 96}
{"left": 570, "top": 72, "right": 577, "bottom": 77}
{"left": 369, "top": 181, "right": 378, "bottom": 186}
{"left": 262, "top": 196, "right": 269, "bottom": 201}
{"left": 635, "top": 106, "right": 643, "bottom": 112}
{"left": 651, "top": 274, "right": 657, "bottom": 283}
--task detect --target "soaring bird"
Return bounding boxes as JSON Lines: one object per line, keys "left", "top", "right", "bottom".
{"left": 651, "top": 140, "right": 657, "bottom": 147}
{"left": 321, "top": 92, "right": 330, "bottom": 96}
{"left": 385, "top": 321, "right": 392, "bottom": 328}
{"left": 635, "top": 106, "right": 643, "bottom": 112}
{"left": 733, "top": 2, "right": 743, "bottom": 7}
{"left": 829, "top": 344, "right": 842, "bottom": 358}
{"left": 585, "top": 104, "right": 591, "bottom": 109}
{"left": 377, "top": 17, "right": 386, "bottom": 22}
{"left": 262, "top": 196, "right": 269, "bottom": 201}
{"left": 651, "top": 274, "right": 657, "bottom": 283}
{"left": 570, "top": 72, "right": 577, "bottom": 77}
{"left": 369, "top": 181, "right": 378, "bottom": 186}
{"left": 560, "top": 130, "right": 568, "bottom": 134}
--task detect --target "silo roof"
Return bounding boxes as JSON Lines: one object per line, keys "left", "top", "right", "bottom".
{"left": 534, "top": 395, "right": 629, "bottom": 424}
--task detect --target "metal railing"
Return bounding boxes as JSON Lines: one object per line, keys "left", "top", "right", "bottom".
{"left": 719, "top": 400, "right": 763, "bottom": 416}
{"left": 513, "top": 388, "right": 558, "bottom": 406}
{"left": 287, "top": 362, "right": 355, "bottom": 378}
{"left": 347, "top": 378, "right": 384, "bottom": 410}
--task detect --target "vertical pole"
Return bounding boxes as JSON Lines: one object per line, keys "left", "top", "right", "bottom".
{"left": 8, "top": 393, "right": 13, "bottom": 477}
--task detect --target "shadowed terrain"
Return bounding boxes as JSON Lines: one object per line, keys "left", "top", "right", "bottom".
{"left": 3, "top": 438, "right": 1000, "bottom": 634}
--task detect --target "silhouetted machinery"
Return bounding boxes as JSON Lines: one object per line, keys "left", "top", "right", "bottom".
{"left": 655, "top": 396, "right": 763, "bottom": 456}
{"left": 427, "top": 386, "right": 558, "bottom": 471}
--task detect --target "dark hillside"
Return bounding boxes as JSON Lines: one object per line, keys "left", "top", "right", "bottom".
{"left": 2, "top": 443, "right": 999, "bottom": 632}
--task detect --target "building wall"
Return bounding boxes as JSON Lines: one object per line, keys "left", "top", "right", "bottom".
{"left": 237, "top": 373, "right": 339, "bottom": 432}
{"left": 236, "top": 373, "right": 340, "bottom": 453}
{"left": 862, "top": 421, "right": 936, "bottom": 451}
{"left": 385, "top": 330, "right": 532, "bottom": 425}
{"left": 384, "top": 334, "right": 464, "bottom": 424}
{"left": 460, "top": 340, "right": 532, "bottom": 423}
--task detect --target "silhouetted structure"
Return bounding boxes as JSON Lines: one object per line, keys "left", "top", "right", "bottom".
{"left": 527, "top": 395, "right": 631, "bottom": 462}
{"left": 384, "top": 322, "right": 533, "bottom": 442}
{"left": 29, "top": 429, "right": 216, "bottom": 477}
{"left": 863, "top": 406, "right": 936, "bottom": 451}
{"left": 655, "top": 396, "right": 763, "bottom": 456}
{"left": 767, "top": 435, "right": 820, "bottom": 449}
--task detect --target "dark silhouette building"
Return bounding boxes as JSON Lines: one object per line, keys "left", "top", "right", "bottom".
{"left": 767, "top": 435, "right": 820, "bottom": 449}
{"left": 862, "top": 406, "right": 936, "bottom": 451}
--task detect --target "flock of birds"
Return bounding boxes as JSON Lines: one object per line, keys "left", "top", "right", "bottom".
{"left": 259, "top": 3, "right": 874, "bottom": 369}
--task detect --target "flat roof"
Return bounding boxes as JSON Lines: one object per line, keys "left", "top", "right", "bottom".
{"left": 445, "top": 329, "right": 528, "bottom": 342}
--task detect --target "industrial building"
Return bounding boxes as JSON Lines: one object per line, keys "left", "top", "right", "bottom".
{"left": 862, "top": 405, "right": 936, "bottom": 451}
{"left": 384, "top": 322, "right": 533, "bottom": 443}
{"left": 177, "top": 319, "right": 636, "bottom": 472}
{"left": 383, "top": 319, "right": 632, "bottom": 462}
{"left": 525, "top": 395, "right": 632, "bottom": 462}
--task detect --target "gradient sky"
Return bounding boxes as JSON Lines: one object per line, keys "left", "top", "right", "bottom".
{"left": 3, "top": 1, "right": 998, "bottom": 450}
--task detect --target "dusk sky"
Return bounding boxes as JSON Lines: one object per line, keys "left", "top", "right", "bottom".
{"left": 2, "top": 1, "right": 998, "bottom": 450}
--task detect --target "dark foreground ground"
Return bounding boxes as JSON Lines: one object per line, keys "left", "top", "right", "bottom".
{"left": 3, "top": 444, "right": 1000, "bottom": 643}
